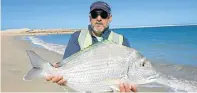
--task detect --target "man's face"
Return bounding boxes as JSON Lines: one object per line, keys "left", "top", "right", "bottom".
{"left": 89, "top": 9, "right": 112, "bottom": 34}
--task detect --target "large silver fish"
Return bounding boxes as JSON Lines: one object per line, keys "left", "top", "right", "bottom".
{"left": 23, "top": 40, "right": 159, "bottom": 92}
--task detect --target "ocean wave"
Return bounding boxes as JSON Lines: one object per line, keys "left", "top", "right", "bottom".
{"left": 27, "top": 36, "right": 66, "bottom": 55}
{"left": 156, "top": 73, "right": 197, "bottom": 92}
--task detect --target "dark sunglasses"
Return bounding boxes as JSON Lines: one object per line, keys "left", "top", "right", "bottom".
{"left": 90, "top": 10, "right": 109, "bottom": 19}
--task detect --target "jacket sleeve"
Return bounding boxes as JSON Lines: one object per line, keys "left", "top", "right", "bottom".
{"left": 62, "top": 31, "right": 81, "bottom": 59}
{"left": 122, "top": 36, "right": 130, "bottom": 47}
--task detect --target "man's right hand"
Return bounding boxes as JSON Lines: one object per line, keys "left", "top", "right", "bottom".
{"left": 45, "top": 63, "right": 67, "bottom": 86}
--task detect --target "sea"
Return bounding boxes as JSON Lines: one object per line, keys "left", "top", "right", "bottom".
{"left": 22, "top": 25, "right": 197, "bottom": 92}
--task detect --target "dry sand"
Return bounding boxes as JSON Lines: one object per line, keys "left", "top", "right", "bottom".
{"left": 1, "top": 35, "right": 65, "bottom": 92}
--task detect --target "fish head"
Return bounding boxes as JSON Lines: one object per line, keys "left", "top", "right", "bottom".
{"left": 127, "top": 50, "right": 159, "bottom": 84}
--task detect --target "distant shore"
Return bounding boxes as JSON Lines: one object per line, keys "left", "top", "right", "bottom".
{"left": 1, "top": 28, "right": 80, "bottom": 36}
{"left": 1, "top": 25, "right": 197, "bottom": 36}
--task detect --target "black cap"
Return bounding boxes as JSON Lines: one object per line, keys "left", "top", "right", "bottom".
{"left": 90, "top": 1, "right": 111, "bottom": 14}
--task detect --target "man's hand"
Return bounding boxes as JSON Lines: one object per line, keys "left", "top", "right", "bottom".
{"left": 46, "top": 75, "right": 66, "bottom": 86}
{"left": 119, "top": 83, "right": 137, "bottom": 93}
{"left": 45, "top": 63, "right": 67, "bottom": 86}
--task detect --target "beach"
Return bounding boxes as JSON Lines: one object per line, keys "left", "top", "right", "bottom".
{"left": 1, "top": 35, "right": 65, "bottom": 92}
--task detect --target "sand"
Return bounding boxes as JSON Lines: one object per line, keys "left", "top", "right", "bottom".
{"left": 1, "top": 35, "right": 65, "bottom": 92}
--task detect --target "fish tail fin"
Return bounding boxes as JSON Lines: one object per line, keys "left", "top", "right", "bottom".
{"left": 23, "top": 50, "right": 51, "bottom": 81}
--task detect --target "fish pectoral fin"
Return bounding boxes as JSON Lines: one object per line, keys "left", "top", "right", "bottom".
{"left": 109, "top": 86, "right": 120, "bottom": 92}
{"left": 99, "top": 78, "right": 121, "bottom": 92}
{"left": 61, "top": 85, "right": 77, "bottom": 92}
{"left": 102, "top": 78, "right": 121, "bottom": 85}
{"left": 120, "top": 76, "right": 134, "bottom": 84}
{"left": 102, "top": 77, "right": 132, "bottom": 84}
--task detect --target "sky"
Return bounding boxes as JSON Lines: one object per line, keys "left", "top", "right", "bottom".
{"left": 1, "top": 0, "right": 197, "bottom": 30}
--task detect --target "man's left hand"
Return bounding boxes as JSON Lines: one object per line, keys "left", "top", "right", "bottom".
{"left": 119, "top": 83, "right": 137, "bottom": 93}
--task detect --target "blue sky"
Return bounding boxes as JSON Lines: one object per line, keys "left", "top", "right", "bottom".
{"left": 2, "top": 0, "right": 197, "bottom": 30}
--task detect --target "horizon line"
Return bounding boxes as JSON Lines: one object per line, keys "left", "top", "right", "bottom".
{"left": 1, "top": 24, "right": 197, "bottom": 31}
{"left": 111, "top": 24, "right": 197, "bottom": 29}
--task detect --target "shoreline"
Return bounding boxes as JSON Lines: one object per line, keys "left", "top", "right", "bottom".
{"left": 1, "top": 29, "right": 78, "bottom": 36}
{"left": 1, "top": 32, "right": 74, "bottom": 36}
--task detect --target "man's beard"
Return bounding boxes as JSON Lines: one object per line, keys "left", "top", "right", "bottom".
{"left": 91, "top": 23, "right": 108, "bottom": 34}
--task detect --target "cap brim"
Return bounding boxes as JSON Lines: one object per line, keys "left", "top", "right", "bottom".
{"left": 90, "top": 6, "right": 110, "bottom": 14}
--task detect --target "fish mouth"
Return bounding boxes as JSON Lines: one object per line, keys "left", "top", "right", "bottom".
{"left": 146, "top": 73, "right": 160, "bottom": 83}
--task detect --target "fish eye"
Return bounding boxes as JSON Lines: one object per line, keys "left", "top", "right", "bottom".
{"left": 142, "top": 62, "right": 145, "bottom": 67}
{"left": 140, "top": 61, "right": 146, "bottom": 67}
{"left": 140, "top": 59, "right": 152, "bottom": 68}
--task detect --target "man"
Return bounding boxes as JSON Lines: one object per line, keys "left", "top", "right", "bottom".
{"left": 46, "top": 1, "right": 137, "bottom": 92}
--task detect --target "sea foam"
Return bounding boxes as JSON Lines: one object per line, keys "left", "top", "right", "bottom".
{"left": 27, "top": 36, "right": 66, "bottom": 55}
